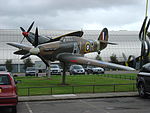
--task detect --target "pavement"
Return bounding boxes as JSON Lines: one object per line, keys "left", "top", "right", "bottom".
{"left": 19, "top": 92, "right": 138, "bottom": 102}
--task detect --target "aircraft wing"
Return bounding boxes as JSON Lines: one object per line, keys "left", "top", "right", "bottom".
{"left": 57, "top": 53, "right": 135, "bottom": 71}
{"left": 51, "top": 31, "right": 84, "bottom": 41}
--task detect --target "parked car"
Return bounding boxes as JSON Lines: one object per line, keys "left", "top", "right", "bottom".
{"left": 69, "top": 65, "right": 85, "bottom": 75}
{"left": 0, "top": 66, "right": 7, "bottom": 72}
{"left": 50, "top": 64, "right": 61, "bottom": 75}
{"left": 25, "top": 67, "right": 38, "bottom": 76}
{"left": 137, "top": 63, "right": 150, "bottom": 98}
{"left": 0, "top": 72, "right": 18, "bottom": 113}
{"left": 86, "top": 66, "right": 104, "bottom": 74}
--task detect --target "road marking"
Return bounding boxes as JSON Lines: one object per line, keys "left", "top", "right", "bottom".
{"left": 52, "top": 94, "right": 76, "bottom": 97}
{"left": 25, "top": 102, "right": 33, "bottom": 113}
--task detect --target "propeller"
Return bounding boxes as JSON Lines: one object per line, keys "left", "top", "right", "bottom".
{"left": 139, "top": 16, "right": 150, "bottom": 68}
{"left": 139, "top": 17, "right": 150, "bottom": 56}
{"left": 20, "top": 21, "right": 35, "bottom": 43}
{"left": 139, "top": 17, "right": 147, "bottom": 40}
{"left": 20, "top": 27, "right": 50, "bottom": 67}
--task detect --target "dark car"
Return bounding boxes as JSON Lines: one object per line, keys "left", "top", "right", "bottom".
{"left": 137, "top": 63, "right": 150, "bottom": 98}
{"left": 0, "top": 72, "right": 18, "bottom": 113}
{"left": 25, "top": 67, "right": 38, "bottom": 76}
{"left": 69, "top": 65, "right": 85, "bottom": 75}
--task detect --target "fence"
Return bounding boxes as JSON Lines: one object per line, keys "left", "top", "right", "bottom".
{"left": 18, "top": 83, "right": 136, "bottom": 96}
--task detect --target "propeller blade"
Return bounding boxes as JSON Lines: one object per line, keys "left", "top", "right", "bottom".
{"left": 37, "top": 55, "right": 49, "bottom": 67}
{"left": 20, "top": 27, "right": 25, "bottom": 32}
{"left": 27, "top": 21, "right": 34, "bottom": 32}
{"left": 139, "top": 17, "right": 148, "bottom": 40}
{"left": 20, "top": 53, "right": 31, "bottom": 59}
{"left": 34, "top": 27, "right": 39, "bottom": 47}
{"left": 146, "top": 19, "right": 150, "bottom": 33}
{"left": 20, "top": 37, "right": 25, "bottom": 43}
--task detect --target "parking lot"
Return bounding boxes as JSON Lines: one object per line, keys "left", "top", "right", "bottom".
{"left": 1, "top": 97, "right": 150, "bottom": 113}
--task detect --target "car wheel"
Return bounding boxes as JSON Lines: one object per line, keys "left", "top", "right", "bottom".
{"left": 138, "top": 83, "right": 147, "bottom": 98}
{"left": 87, "top": 70, "right": 90, "bottom": 74}
{"left": 12, "top": 106, "right": 17, "bottom": 113}
{"left": 70, "top": 72, "right": 72, "bottom": 75}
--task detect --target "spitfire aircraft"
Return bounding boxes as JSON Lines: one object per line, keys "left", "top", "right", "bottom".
{"left": 7, "top": 22, "right": 135, "bottom": 71}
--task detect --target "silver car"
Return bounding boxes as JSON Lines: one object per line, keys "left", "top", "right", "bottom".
{"left": 69, "top": 65, "right": 85, "bottom": 75}
{"left": 25, "top": 67, "right": 38, "bottom": 76}
{"left": 86, "top": 66, "right": 104, "bottom": 74}
{"left": 50, "top": 65, "right": 61, "bottom": 75}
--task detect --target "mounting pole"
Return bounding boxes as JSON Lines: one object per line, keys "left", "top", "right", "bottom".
{"left": 61, "top": 62, "right": 67, "bottom": 85}
{"left": 47, "top": 61, "right": 51, "bottom": 78}
{"left": 145, "top": 0, "right": 149, "bottom": 17}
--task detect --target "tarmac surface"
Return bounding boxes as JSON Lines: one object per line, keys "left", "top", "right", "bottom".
{"left": 18, "top": 97, "right": 150, "bottom": 113}
{"left": 2, "top": 92, "right": 150, "bottom": 113}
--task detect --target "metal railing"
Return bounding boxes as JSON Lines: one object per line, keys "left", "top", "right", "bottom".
{"left": 18, "top": 83, "right": 136, "bottom": 96}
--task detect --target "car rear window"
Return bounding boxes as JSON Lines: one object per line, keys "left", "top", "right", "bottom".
{"left": 0, "top": 67, "right": 6, "bottom": 71}
{"left": 0, "top": 74, "right": 11, "bottom": 85}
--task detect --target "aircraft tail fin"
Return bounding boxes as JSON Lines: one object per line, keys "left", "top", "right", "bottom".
{"left": 98, "top": 28, "right": 109, "bottom": 50}
{"left": 98, "top": 28, "right": 117, "bottom": 50}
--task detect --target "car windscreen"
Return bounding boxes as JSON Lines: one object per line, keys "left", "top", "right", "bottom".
{"left": 140, "top": 63, "right": 150, "bottom": 72}
{"left": 26, "top": 68, "right": 35, "bottom": 71}
{"left": 0, "top": 74, "right": 11, "bottom": 85}
{"left": 50, "top": 65, "right": 59, "bottom": 68}
{"left": 73, "top": 65, "right": 82, "bottom": 69}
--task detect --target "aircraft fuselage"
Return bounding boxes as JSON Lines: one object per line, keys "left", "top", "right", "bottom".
{"left": 38, "top": 36, "right": 99, "bottom": 61}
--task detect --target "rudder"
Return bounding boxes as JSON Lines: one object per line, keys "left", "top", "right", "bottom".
{"left": 98, "top": 28, "right": 109, "bottom": 50}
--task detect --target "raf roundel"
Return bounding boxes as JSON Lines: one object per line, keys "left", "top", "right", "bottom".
{"left": 85, "top": 42, "right": 90, "bottom": 52}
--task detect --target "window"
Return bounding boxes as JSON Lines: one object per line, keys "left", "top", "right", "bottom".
{"left": 73, "top": 65, "right": 83, "bottom": 69}
{"left": 140, "top": 63, "right": 150, "bottom": 73}
{"left": 50, "top": 65, "right": 59, "bottom": 68}
{"left": 0, "top": 74, "right": 11, "bottom": 85}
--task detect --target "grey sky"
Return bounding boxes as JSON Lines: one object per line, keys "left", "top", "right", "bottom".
{"left": 0, "top": 0, "right": 149, "bottom": 30}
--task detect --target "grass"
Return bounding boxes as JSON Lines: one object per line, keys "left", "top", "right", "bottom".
{"left": 15, "top": 74, "right": 137, "bottom": 96}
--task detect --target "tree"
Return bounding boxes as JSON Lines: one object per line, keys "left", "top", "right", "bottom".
{"left": 23, "top": 58, "right": 34, "bottom": 70}
{"left": 110, "top": 53, "right": 119, "bottom": 64}
{"left": 5, "top": 59, "right": 13, "bottom": 72}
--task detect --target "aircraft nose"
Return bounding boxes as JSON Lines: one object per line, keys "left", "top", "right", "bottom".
{"left": 22, "top": 32, "right": 29, "bottom": 37}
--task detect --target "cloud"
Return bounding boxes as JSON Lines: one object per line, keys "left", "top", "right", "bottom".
{"left": 0, "top": 0, "right": 148, "bottom": 30}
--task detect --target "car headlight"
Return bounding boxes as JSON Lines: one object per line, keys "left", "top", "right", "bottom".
{"left": 58, "top": 70, "right": 61, "bottom": 72}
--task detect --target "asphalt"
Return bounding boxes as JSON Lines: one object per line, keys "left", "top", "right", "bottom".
{"left": 19, "top": 92, "right": 138, "bottom": 102}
